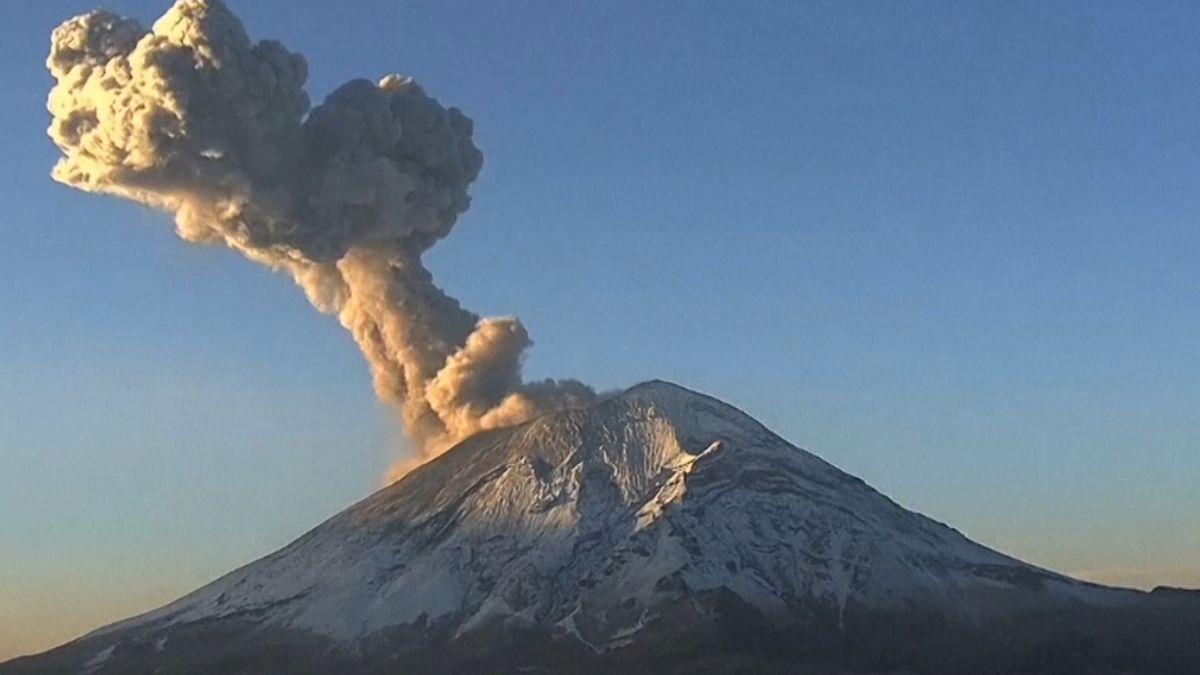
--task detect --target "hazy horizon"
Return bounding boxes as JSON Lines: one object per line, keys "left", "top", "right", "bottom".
{"left": 3, "top": 0, "right": 1199, "bottom": 662}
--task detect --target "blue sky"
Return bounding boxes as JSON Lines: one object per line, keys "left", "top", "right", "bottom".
{"left": 3, "top": 0, "right": 1199, "bottom": 660}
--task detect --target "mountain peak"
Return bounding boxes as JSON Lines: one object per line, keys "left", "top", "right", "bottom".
{"left": 18, "top": 381, "right": 1187, "bottom": 675}
{"left": 615, "top": 379, "right": 740, "bottom": 412}
{"left": 619, "top": 378, "right": 698, "bottom": 398}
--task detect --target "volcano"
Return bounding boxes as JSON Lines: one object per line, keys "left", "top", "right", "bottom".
{"left": 5, "top": 381, "right": 1198, "bottom": 674}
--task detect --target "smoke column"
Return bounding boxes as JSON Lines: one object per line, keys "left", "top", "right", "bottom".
{"left": 46, "top": 0, "right": 595, "bottom": 477}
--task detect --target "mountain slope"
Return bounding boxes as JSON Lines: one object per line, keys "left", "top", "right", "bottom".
{"left": 4, "top": 381, "right": 1198, "bottom": 674}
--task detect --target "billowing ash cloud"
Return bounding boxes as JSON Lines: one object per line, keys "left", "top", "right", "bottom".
{"left": 47, "top": 0, "right": 594, "bottom": 474}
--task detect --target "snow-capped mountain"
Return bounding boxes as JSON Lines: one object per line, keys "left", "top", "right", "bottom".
{"left": 4, "top": 381, "right": 1198, "bottom": 674}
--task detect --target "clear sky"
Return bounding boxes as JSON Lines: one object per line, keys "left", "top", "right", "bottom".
{"left": 3, "top": 0, "right": 1199, "bottom": 661}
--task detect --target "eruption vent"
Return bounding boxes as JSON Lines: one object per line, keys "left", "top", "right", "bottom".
{"left": 46, "top": 0, "right": 594, "bottom": 473}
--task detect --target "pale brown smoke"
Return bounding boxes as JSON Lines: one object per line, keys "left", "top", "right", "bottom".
{"left": 46, "top": 0, "right": 594, "bottom": 476}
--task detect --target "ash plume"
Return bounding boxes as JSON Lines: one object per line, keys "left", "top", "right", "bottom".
{"left": 46, "top": 0, "right": 594, "bottom": 475}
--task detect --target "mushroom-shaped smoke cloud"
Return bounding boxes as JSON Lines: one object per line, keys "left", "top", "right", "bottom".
{"left": 47, "top": 0, "right": 595, "bottom": 475}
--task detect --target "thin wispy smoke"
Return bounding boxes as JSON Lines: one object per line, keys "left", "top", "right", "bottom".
{"left": 47, "top": 0, "right": 594, "bottom": 476}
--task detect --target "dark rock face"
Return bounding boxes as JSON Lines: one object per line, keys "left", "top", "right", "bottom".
{"left": 4, "top": 382, "right": 1198, "bottom": 675}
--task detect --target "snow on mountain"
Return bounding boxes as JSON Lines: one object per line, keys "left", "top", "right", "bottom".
{"left": 85, "top": 380, "right": 1135, "bottom": 651}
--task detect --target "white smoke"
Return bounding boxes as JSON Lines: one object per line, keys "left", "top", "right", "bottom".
{"left": 46, "top": 0, "right": 594, "bottom": 474}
